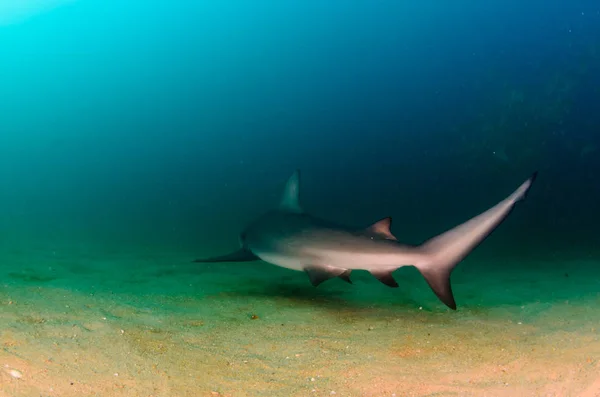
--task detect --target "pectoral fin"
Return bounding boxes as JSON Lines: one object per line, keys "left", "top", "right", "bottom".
{"left": 193, "top": 248, "right": 259, "bottom": 263}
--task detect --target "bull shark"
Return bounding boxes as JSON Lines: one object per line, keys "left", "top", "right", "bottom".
{"left": 194, "top": 170, "right": 537, "bottom": 309}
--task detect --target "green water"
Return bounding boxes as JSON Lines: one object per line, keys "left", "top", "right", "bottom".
{"left": 0, "top": 232, "right": 598, "bottom": 395}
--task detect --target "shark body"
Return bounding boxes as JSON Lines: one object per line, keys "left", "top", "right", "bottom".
{"left": 194, "top": 170, "right": 537, "bottom": 309}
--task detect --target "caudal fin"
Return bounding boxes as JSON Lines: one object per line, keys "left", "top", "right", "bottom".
{"left": 414, "top": 172, "right": 537, "bottom": 310}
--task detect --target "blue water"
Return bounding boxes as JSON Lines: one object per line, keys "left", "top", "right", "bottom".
{"left": 0, "top": 2, "right": 599, "bottom": 395}
{"left": 1, "top": 1, "right": 599, "bottom": 254}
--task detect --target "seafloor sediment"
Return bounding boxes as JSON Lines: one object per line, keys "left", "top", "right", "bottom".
{"left": 0, "top": 247, "right": 598, "bottom": 397}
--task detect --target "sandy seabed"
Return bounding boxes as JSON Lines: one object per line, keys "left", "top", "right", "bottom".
{"left": 0, "top": 246, "right": 598, "bottom": 397}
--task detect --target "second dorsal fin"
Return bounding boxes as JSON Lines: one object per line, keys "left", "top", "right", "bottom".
{"left": 366, "top": 217, "right": 397, "bottom": 241}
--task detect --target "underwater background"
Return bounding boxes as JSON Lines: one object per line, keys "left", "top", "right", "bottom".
{"left": 0, "top": 1, "right": 599, "bottom": 396}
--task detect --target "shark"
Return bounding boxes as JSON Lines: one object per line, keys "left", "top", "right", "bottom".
{"left": 194, "top": 170, "right": 537, "bottom": 309}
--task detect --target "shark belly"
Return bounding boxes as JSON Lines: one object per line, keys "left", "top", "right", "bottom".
{"left": 249, "top": 231, "right": 420, "bottom": 272}
{"left": 251, "top": 250, "right": 306, "bottom": 271}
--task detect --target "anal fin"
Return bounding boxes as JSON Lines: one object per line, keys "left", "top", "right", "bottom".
{"left": 305, "top": 265, "right": 351, "bottom": 287}
{"left": 338, "top": 270, "right": 353, "bottom": 284}
{"left": 370, "top": 269, "right": 399, "bottom": 288}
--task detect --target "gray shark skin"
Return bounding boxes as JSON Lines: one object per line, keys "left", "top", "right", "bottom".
{"left": 194, "top": 170, "right": 537, "bottom": 310}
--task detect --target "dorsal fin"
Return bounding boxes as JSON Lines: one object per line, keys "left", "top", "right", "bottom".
{"left": 279, "top": 170, "right": 302, "bottom": 213}
{"left": 366, "top": 217, "right": 398, "bottom": 240}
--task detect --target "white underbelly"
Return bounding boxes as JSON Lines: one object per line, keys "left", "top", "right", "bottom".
{"left": 254, "top": 251, "right": 305, "bottom": 271}
{"left": 254, "top": 248, "right": 413, "bottom": 272}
